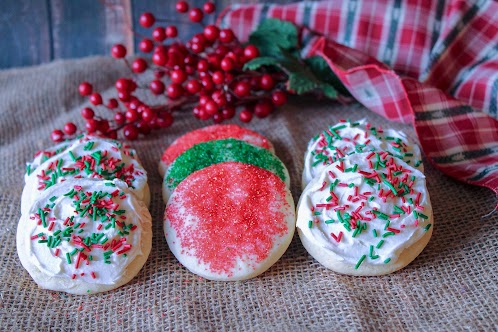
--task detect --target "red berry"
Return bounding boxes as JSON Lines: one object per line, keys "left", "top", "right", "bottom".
{"left": 166, "top": 25, "right": 178, "bottom": 38}
{"left": 203, "top": 2, "right": 216, "bottom": 13}
{"left": 220, "top": 57, "right": 235, "bottom": 71}
{"left": 170, "top": 69, "right": 187, "bottom": 84}
{"left": 118, "top": 91, "right": 131, "bottom": 102}
{"left": 204, "top": 100, "right": 218, "bottom": 116}
{"left": 111, "top": 44, "right": 127, "bottom": 58}
{"left": 271, "top": 90, "right": 287, "bottom": 106}
{"left": 136, "top": 121, "right": 151, "bottom": 135}
{"left": 63, "top": 122, "right": 77, "bottom": 135}
{"left": 243, "top": 44, "right": 260, "bottom": 60}
{"left": 199, "top": 95, "right": 210, "bottom": 107}
{"left": 259, "top": 74, "right": 275, "bottom": 90}
{"left": 234, "top": 81, "right": 251, "bottom": 97}
{"left": 51, "top": 129, "right": 64, "bottom": 142}
{"left": 190, "top": 42, "right": 205, "bottom": 54}
{"left": 81, "top": 107, "right": 95, "bottom": 119}
{"left": 197, "top": 59, "right": 209, "bottom": 72}
{"left": 115, "top": 78, "right": 130, "bottom": 91}
{"left": 152, "top": 51, "right": 168, "bottom": 66}
{"left": 189, "top": 8, "right": 204, "bottom": 22}
{"left": 139, "top": 12, "right": 155, "bottom": 28}
{"left": 114, "top": 112, "right": 126, "bottom": 124}
{"left": 197, "top": 108, "right": 211, "bottom": 120}
{"left": 141, "top": 107, "right": 156, "bottom": 122}
{"left": 78, "top": 82, "right": 93, "bottom": 96}
{"left": 221, "top": 106, "right": 235, "bottom": 119}
{"left": 203, "top": 25, "right": 219, "bottom": 41}
{"left": 254, "top": 100, "right": 273, "bottom": 118}
{"left": 98, "top": 120, "right": 110, "bottom": 133}
{"left": 132, "top": 58, "right": 148, "bottom": 73}
{"left": 139, "top": 38, "right": 154, "bottom": 53}
{"left": 239, "top": 109, "right": 253, "bottom": 123}
{"left": 219, "top": 29, "right": 235, "bottom": 43}
{"left": 123, "top": 124, "right": 139, "bottom": 140}
{"left": 128, "top": 99, "right": 141, "bottom": 110}
{"left": 85, "top": 119, "right": 98, "bottom": 133}
{"left": 107, "top": 98, "right": 119, "bottom": 109}
{"left": 212, "top": 112, "right": 223, "bottom": 123}
{"left": 176, "top": 1, "right": 189, "bottom": 13}
{"left": 193, "top": 106, "right": 203, "bottom": 119}
{"left": 106, "top": 130, "right": 118, "bottom": 140}
{"left": 152, "top": 27, "right": 166, "bottom": 42}
{"left": 186, "top": 79, "right": 202, "bottom": 94}
{"left": 212, "top": 90, "right": 227, "bottom": 106}
{"left": 167, "top": 84, "right": 184, "bottom": 99}
{"left": 126, "top": 109, "right": 139, "bottom": 122}
{"left": 212, "top": 71, "right": 225, "bottom": 84}
{"left": 201, "top": 76, "right": 214, "bottom": 92}
{"left": 157, "top": 112, "right": 174, "bottom": 127}
{"left": 89, "top": 93, "right": 103, "bottom": 106}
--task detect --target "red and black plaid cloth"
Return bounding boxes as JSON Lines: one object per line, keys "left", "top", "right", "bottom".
{"left": 218, "top": 0, "right": 498, "bottom": 207}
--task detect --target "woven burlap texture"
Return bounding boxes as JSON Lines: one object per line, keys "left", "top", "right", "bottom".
{"left": 0, "top": 57, "right": 496, "bottom": 332}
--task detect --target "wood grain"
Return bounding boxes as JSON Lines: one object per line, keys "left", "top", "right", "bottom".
{"left": 0, "top": 1, "right": 51, "bottom": 68}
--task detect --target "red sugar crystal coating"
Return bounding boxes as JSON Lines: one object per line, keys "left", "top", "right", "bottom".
{"left": 161, "top": 124, "right": 272, "bottom": 165}
{"left": 166, "top": 162, "right": 291, "bottom": 277}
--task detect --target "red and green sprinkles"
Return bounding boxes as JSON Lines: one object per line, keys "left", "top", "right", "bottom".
{"left": 308, "top": 151, "right": 430, "bottom": 270}
{"left": 29, "top": 184, "right": 137, "bottom": 280}
{"left": 33, "top": 142, "right": 142, "bottom": 192}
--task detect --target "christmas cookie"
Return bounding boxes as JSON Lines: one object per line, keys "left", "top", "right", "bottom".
{"left": 17, "top": 179, "right": 152, "bottom": 294}
{"left": 22, "top": 136, "right": 150, "bottom": 215}
{"left": 162, "top": 138, "right": 289, "bottom": 203}
{"left": 302, "top": 119, "right": 423, "bottom": 189}
{"left": 296, "top": 152, "right": 433, "bottom": 276}
{"left": 165, "top": 162, "right": 295, "bottom": 281}
{"left": 158, "top": 124, "right": 274, "bottom": 177}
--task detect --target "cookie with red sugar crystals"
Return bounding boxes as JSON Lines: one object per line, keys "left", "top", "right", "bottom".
{"left": 164, "top": 162, "right": 295, "bottom": 281}
{"left": 158, "top": 124, "right": 274, "bottom": 177}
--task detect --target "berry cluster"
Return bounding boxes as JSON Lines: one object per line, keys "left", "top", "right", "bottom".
{"left": 52, "top": 1, "right": 288, "bottom": 142}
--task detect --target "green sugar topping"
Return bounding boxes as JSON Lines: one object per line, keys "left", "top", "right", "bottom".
{"left": 166, "top": 138, "right": 288, "bottom": 189}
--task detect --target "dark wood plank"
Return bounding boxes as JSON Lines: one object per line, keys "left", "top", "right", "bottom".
{"left": 49, "top": 0, "right": 132, "bottom": 60}
{"left": 0, "top": 0, "right": 51, "bottom": 69}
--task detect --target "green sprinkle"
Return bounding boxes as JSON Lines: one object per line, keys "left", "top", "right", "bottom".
{"left": 369, "top": 245, "right": 374, "bottom": 258}
{"left": 414, "top": 160, "right": 422, "bottom": 167}
{"left": 104, "top": 182, "right": 116, "bottom": 187}
{"left": 100, "top": 236, "right": 108, "bottom": 244}
{"left": 383, "top": 179, "right": 398, "bottom": 195}
{"left": 384, "top": 220, "right": 390, "bottom": 230}
{"left": 49, "top": 196, "right": 57, "bottom": 202}
{"left": 355, "top": 255, "right": 366, "bottom": 269}
{"left": 26, "top": 164, "right": 32, "bottom": 176}
{"left": 368, "top": 196, "right": 375, "bottom": 202}
{"left": 373, "top": 229, "right": 378, "bottom": 238}
{"left": 308, "top": 220, "right": 313, "bottom": 228}
{"left": 384, "top": 258, "right": 391, "bottom": 264}
{"left": 68, "top": 151, "right": 77, "bottom": 162}
{"left": 393, "top": 206, "right": 405, "bottom": 214}
{"left": 83, "top": 141, "right": 94, "bottom": 151}
{"left": 324, "top": 219, "right": 335, "bottom": 224}
{"left": 424, "top": 224, "right": 432, "bottom": 231}
{"left": 413, "top": 210, "right": 418, "bottom": 219}
{"left": 419, "top": 213, "right": 429, "bottom": 220}
{"left": 326, "top": 196, "right": 333, "bottom": 202}
{"left": 66, "top": 253, "right": 71, "bottom": 264}
{"left": 38, "top": 208, "right": 47, "bottom": 228}
{"left": 376, "top": 240, "right": 385, "bottom": 249}
{"left": 382, "top": 232, "right": 395, "bottom": 238}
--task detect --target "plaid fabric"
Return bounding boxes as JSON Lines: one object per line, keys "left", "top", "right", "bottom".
{"left": 218, "top": 0, "right": 498, "bottom": 203}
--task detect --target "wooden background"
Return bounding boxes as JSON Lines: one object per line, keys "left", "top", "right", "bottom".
{"left": 0, "top": 0, "right": 300, "bottom": 69}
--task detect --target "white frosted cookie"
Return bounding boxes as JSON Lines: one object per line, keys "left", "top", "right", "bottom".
{"left": 17, "top": 179, "right": 152, "bottom": 294}
{"left": 302, "top": 119, "right": 423, "bottom": 189}
{"left": 22, "top": 136, "right": 150, "bottom": 215}
{"left": 158, "top": 124, "right": 274, "bottom": 177}
{"left": 297, "top": 152, "right": 433, "bottom": 276}
{"left": 162, "top": 138, "right": 290, "bottom": 203}
{"left": 165, "top": 162, "right": 295, "bottom": 281}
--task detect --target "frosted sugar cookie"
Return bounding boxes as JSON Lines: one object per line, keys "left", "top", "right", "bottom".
{"left": 158, "top": 124, "right": 274, "bottom": 176}
{"left": 17, "top": 179, "right": 152, "bottom": 294}
{"left": 162, "top": 138, "right": 290, "bottom": 203}
{"left": 302, "top": 119, "right": 423, "bottom": 189}
{"left": 297, "top": 152, "right": 433, "bottom": 276}
{"left": 165, "top": 162, "right": 295, "bottom": 281}
{"left": 22, "top": 136, "right": 150, "bottom": 215}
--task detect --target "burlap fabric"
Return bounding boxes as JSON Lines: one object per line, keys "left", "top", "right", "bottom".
{"left": 0, "top": 57, "right": 496, "bottom": 331}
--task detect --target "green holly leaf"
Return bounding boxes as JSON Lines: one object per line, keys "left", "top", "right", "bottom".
{"left": 243, "top": 57, "right": 281, "bottom": 71}
{"left": 320, "top": 83, "right": 338, "bottom": 99}
{"left": 248, "top": 18, "right": 298, "bottom": 57}
{"left": 305, "top": 56, "right": 350, "bottom": 96}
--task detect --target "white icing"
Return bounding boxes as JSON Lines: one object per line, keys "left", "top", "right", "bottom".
{"left": 297, "top": 152, "right": 432, "bottom": 268}
{"left": 18, "top": 179, "right": 150, "bottom": 285}
{"left": 22, "top": 136, "right": 147, "bottom": 215}
{"left": 302, "top": 120, "right": 423, "bottom": 189}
